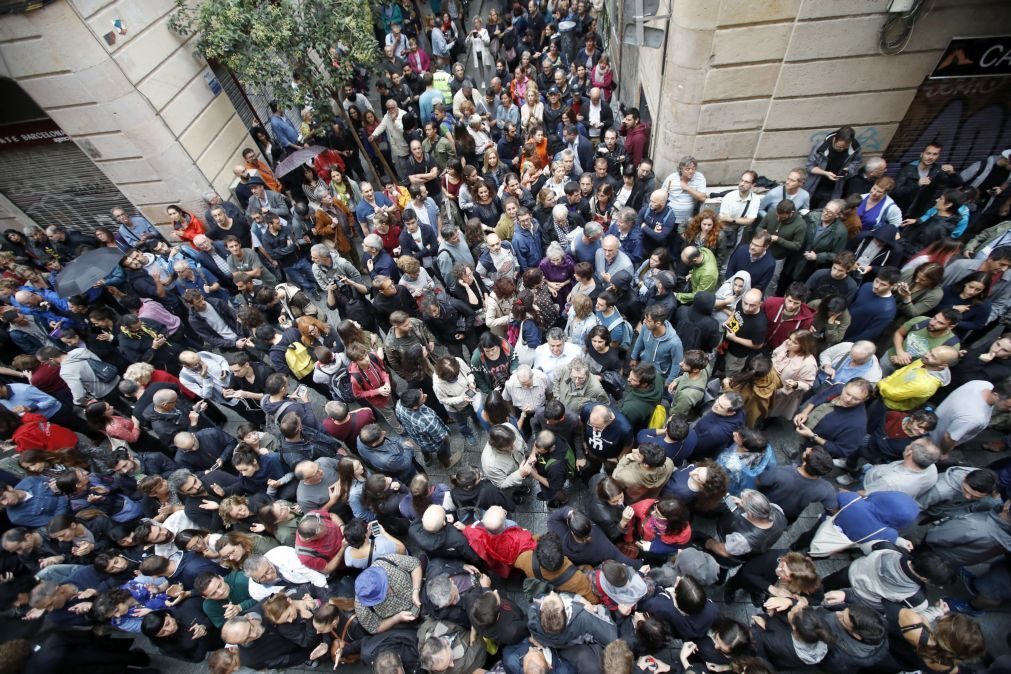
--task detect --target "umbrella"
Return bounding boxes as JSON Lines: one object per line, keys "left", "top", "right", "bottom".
{"left": 274, "top": 145, "right": 328, "bottom": 178}
{"left": 54, "top": 247, "right": 124, "bottom": 297}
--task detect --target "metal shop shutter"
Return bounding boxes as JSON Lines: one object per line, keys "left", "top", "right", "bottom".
{"left": 0, "top": 141, "right": 126, "bottom": 233}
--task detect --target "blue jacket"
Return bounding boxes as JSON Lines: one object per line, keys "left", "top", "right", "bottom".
{"left": 834, "top": 491, "right": 920, "bottom": 545}
{"left": 608, "top": 223, "right": 644, "bottom": 266}
{"left": 399, "top": 222, "right": 439, "bottom": 263}
{"left": 630, "top": 321, "right": 684, "bottom": 383}
{"left": 513, "top": 226, "right": 543, "bottom": 271}
{"left": 692, "top": 408, "right": 746, "bottom": 459}
{"left": 356, "top": 436, "right": 417, "bottom": 483}
{"left": 270, "top": 112, "right": 301, "bottom": 150}
{"left": 7, "top": 476, "right": 70, "bottom": 527}
{"left": 804, "top": 384, "right": 868, "bottom": 458}
{"left": 0, "top": 383, "right": 62, "bottom": 419}
{"left": 717, "top": 443, "right": 777, "bottom": 495}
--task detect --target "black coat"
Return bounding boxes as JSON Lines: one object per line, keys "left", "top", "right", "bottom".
{"left": 186, "top": 297, "right": 247, "bottom": 350}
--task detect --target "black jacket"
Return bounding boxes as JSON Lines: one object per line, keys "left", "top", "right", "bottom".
{"left": 173, "top": 427, "right": 238, "bottom": 472}
{"left": 893, "top": 161, "right": 964, "bottom": 218}
{"left": 409, "top": 521, "right": 482, "bottom": 565}
{"left": 118, "top": 319, "right": 184, "bottom": 372}
{"left": 186, "top": 298, "right": 247, "bottom": 350}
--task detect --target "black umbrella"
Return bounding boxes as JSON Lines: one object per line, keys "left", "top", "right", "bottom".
{"left": 54, "top": 247, "right": 124, "bottom": 297}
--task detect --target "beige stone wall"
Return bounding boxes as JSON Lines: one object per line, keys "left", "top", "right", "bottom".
{"left": 632, "top": 0, "right": 1011, "bottom": 185}
{"left": 0, "top": 0, "right": 250, "bottom": 224}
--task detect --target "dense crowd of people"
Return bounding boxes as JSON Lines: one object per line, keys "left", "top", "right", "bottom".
{"left": 1, "top": 1, "right": 1011, "bottom": 673}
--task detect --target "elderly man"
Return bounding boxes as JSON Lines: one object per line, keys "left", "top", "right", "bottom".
{"left": 531, "top": 327, "right": 582, "bottom": 382}
{"left": 418, "top": 618, "right": 488, "bottom": 674}
{"left": 594, "top": 234, "right": 633, "bottom": 285}
{"left": 293, "top": 458, "right": 341, "bottom": 512}
{"left": 579, "top": 403, "right": 633, "bottom": 473}
{"left": 188, "top": 234, "right": 236, "bottom": 291}
{"left": 570, "top": 220, "right": 603, "bottom": 264}
{"left": 246, "top": 174, "right": 289, "bottom": 218}
{"left": 309, "top": 243, "right": 369, "bottom": 304}
{"left": 878, "top": 346, "right": 960, "bottom": 412}
{"left": 758, "top": 167, "right": 811, "bottom": 218}
{"left": 476, "top": 233, "right": 518, "bottom": 285}
{"left": 221, "top": 612, "right": 314, "bottom": 670}
{"left": 172, "top": 259, "right": 228, "bottom": 303}
{"left": 794, "top": 378, "right": 872, "bottom": 460}
{"left": 11, "top": 289, "right": 75, "bottom": 330}
{"left": 526, "top": 590, "right": 618, "bottom": 674}
{"left": 142, "top": 388, "right": 211, "bottom": 444}
{"left": 583, "top": 86, "right": 613, "bottom": 145}
{"left": 354, "top": 553, "right": 424, "bottom": 634}
{"left": 409, "top": 505, "right": 483, "bottom": 564}
{"left": 503, "top": 362, "right": 551, "bottom": 423}
{"left": 841, "top": 437, "right": 941, "bottom": 497}
{"left": 819, "top": 340, "right": 883, "bottom": 385}
{"left": 172, "top": 427, "right": 237, "bottom": 474}
{"left": 661, "top": 155, "right": 707, "bottom": 223}
{"left": 370, "top": 99, "right": 411, "bottom": 180}
{"left": 552, "top": 357, "right": 608, "bottom": 411}
{"left": 845, "top": 156, "right": 888, "bottom": 196}
{"left": 177, "top": 350, "right": 253, "bottom": 421}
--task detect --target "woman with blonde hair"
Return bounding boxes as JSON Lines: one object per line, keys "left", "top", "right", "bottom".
{"left": 218, "top": 495, "right": 257, "bottom": 532}
{"left": 482, "top": 146, "right": 507, "bottom": 189}
{"left": 213, "top": 531, "right": 278, "bottom": 570}
{"left": 565, "top": 293, "right": 598, "bottom": 345}
{"left": 769, "top": 329, "right": 819, "bottom": 419}
{"left": 396, "top": 254, "right": 438, "bottom": 300}
{"left": 726, "top": 550, "right": 823, "bottom": 607}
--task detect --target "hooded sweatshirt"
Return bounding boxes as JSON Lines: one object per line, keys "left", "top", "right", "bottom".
{"left": 763, "top": 296, "right": 815, "bottom": 350}
{"left": 917, "top": 465, "right": 1001, "bottom": 518}
{"left": 923, "top": 504, "right": 1011, "bottom": 566}
{"left": 675, "top": 291, "right": 722, "bottom": 354}
{"left": 713, "top": 271, "right": 752, "bottom": 325}
{"left": 848, "top": 548, "right": 926, "bottom": 610}
{"left": 834, "top": 491, "right": 920, "bottom": 546}
{"left": 60, "top": 346, "right": 120, "bottom": 406}
{"left": 817, "top": 607, "right": 888, "bottom": 674}
{"left": 630, "top": 320, "right": 684, "bottom": 383}
{"left": 526, "top": 594, "right": 618, "bottom": 651}
{"left": 620, "top": 371, "right": 667, "bottom": 428}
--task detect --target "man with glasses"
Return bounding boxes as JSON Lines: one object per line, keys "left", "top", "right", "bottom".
{"left": 661, "top": 155, "right": 707, "bottom": 224}
{"left": 788, "top": 198, "right": 848, "bottom": 288}
{"left": 111, "top": 207, "right": 162, "bottom": 247}
{"left": 477, "top": 233, "right": 518, "bottom": 285}
{"left": 719, "top": 170, "right": 761, "bottom": 250}
{"left": 594, "top": 234, "right": 633, "bottom": 285}
{"left": 758, "top": 167, "right": 810, "bottom": 218}
{"left": 222, "top": 611, "right": 315, "bottom": 669}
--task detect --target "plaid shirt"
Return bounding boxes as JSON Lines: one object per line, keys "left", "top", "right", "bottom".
{"left": 395, "top": 401, "right": 448, "bottom": 453}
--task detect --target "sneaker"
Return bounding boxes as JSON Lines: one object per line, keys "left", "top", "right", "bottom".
{"left": 831, "top": 458, "right": 849, "bottom": 469}
{"left": 512, "top": 492, "right": 529, "bottom": 505}
{"left": 836, "top": 473, "right": 857, "bottom": 486}
{"left": 465, "top": 435, "right": 478, "bottom": 448}
{"left": 943, "top": 596, "right": 983, "bottom": 617}
{"left": 536, "top": 491, "right": 550, "bottom": 501}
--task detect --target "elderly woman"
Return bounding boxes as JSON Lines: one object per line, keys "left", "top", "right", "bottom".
{"left": 538, "top": 241, "right": 575, "bottom": 313}
{"left": 396, "top": 255, "right": 438, "bottom": 300}
{"left": 769, "top": 329, "right": 819, "bottom": 419}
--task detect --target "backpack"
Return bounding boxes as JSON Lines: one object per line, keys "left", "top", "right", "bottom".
{"left": 285, "top": 341, "right": 314, "bottom": 379}
{"left": 330, "top": 368, "right": 356, "bottom": 403}
{"left": 86, "top": 358, "right": 119, "bottom": 383}
{"left": 538, "top": 443, "right": 577, "bottom": 480}
{"left": 647, "top": 404, "right": 668, "bottom": 430}
{"left": 522, "top": 553, "right": 580, "bottom": 600}
{"left": 260, "top": 397, "right": 295, "bottom": 436}
{"left": 599, "top": 311, "right": 634, "bottom": 351}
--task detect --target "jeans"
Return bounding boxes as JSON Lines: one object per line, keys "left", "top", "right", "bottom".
{"left": 448, "top": 407, "right": 476, "bottom": 439}
{"left": 283, "top": 257, "right": 317, "bottom": 294}
{"left": 37, "top": 563, "right": 82, "bottom": 584}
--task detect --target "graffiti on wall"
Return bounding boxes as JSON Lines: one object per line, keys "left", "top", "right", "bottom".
{"left": 884, "top": 76, "right": 1011, "bottom": 173}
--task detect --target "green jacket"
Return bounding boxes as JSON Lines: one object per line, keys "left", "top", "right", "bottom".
{"left": 789, "top": 212, "right": 848, "bottom": 277}
{"left": 202, "top": 570, "right": 257, "bottom": 627}
{"left": 620, "top": 372, "right": 666, "bottom": 429}
{"left": 675, "top": 247, "right": 719, "bottom": 304}
{"left": 758, "top": 210, "right": 807, "bottom": 261}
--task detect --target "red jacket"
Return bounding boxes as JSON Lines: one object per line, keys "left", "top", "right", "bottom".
{"left": 621, "top": 123, "right": 650, "bottom": 166}
{"left": 763, "top": 297, "right": 815, "bottom": 350}
{"left": 463, "top": 524, "right": 537, "bottom": 578}
{"left": 13, "top": 412, "right": 78, "bottom": 453}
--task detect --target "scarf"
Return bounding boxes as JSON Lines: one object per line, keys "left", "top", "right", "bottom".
{"left": 121, "top": 322, "right": 160, "bottom": 341}
{"left": 792, "top": 635, "right": 829, "bottom": 665}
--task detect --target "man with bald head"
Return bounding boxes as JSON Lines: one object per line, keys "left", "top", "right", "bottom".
{"left": 879, "top": 345, "right": 960, "bottom": 412}
{"left": 409, "top": 504, "right": 483, "bottom": 564}
{"left": 12, "top": 289, "right": 76, "bottom": 330}
{"left": 637, "top": 188, "right": 680, "bottom": 256}
{"left": 818, "top": 340, "right": 883, "bottom": 385}
{"left": 722, "top": 288, "right": 767, "bottom": 376}
{"left": 172, "top": 425, "right": 237, "bottom": 473}
{"left": 675, "top": 244, "right": 720, "bottom": 306}
{"left": 583, "top": 86, "right": 613, "bottom": 145}
{"left": 579, "top": 403, "right": 633, "bottom": 474}
{"left": 595, "top": 234, "right": 633, "bottom": 284}
{"left": 222, "top": 611, "right": 314, "bottom": 669}
{"left": 845, "top": 156, "right": 888, "bottom": 197}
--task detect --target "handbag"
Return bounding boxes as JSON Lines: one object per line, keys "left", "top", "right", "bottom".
{"left": 808, "top": 496, "right": 886, "bottom": 558}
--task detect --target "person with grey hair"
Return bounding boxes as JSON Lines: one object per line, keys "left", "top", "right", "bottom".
{"left": 608, "top": 206, "right": 643, "bottom": 267}
{"left": 703, "top": 489, "right": 787, "bottom": 569}
{"left": 661, "top": 155, "right": 707, "bottom": 224}
{"left": 436, "top": 224, "right": 476, "bottom": 288}
{"left": 242, "top": 546, "right": 327, "bottom": 600}
{"left": 417, "top": 618, "right": 488, "bottom": 674}
{"left": 789, "top": 198, "right": 848, "bottom": 287}
{"left": 476, "top": 233, "right": 518, "bottom": 285}
{"left": 549, "top": 204, "right": 574, "bottom": 244}
{"left": 848, "top": 437, "right": 941, "bottom": 497}
{"left": 552, "top": 356, "right": 608, "bottom": 411}
{"left": 845, "top": 155, "right": 888, "bottom": 196}
{"left": 503, "top": 363, "right": 551, "bottom": 424}
{"left": 817, "top": 340, "right": 883, "bottom": 384}
{"left": 533, "top": 327, "right": 582, "bottom": 382}
{"left": 595, "top": 233, "right": 633, "bottom": 284}
{"left": 570, "top": 220, "right": 603, "bottom": 264}
{"left": 309, "top": 242, "right": 369, "bottom": 303}
{"left": 423, "top": 562, "right": 490, "bottom": 624}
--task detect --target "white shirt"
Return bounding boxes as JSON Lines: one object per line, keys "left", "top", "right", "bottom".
{"left": 502, "top": 369, "right": 551, "bottom": 412}
{"left": 248, "top": 546, "right": 328, "bottom": 600}
{"left": 718, "top": 189, "right": 760, "bottom": 224}
{"left": 661, "top": 170, "right": 707, "bottom": 220}
{"left": 532, "top": 342, "right": 582, "bottom": 381}
{"left": 179, "top": 351, "right": 235, "bottom": 406}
